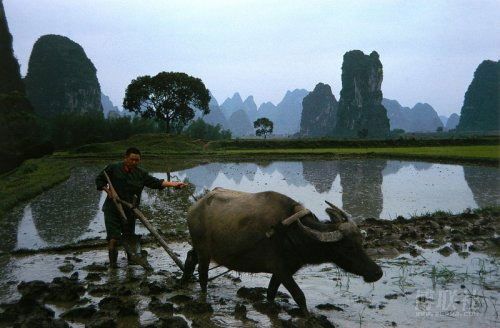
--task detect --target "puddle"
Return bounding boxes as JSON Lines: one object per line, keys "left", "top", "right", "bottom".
{"left": 0, "top": 244, "right": 498, "bottom": 327}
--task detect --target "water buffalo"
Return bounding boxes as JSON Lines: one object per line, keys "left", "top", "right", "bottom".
{"left": 184, "top": 187, "right": 383, "bottom": 313}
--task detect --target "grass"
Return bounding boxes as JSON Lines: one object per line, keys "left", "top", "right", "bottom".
{"left": 61, "top": 134, "right": 499, "bottom": 164}
{"left": 69, "top": 133, "right": 205, "bottom": 157}
{"left": 216, "top": 145, "right": 499, "bottom": 162}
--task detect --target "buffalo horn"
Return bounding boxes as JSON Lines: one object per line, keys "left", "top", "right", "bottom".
{"left": 296, "top": 219, "right": 343, "bottom": 242}
{"left": 324, "top": 200, "right": 351, "bottom": 221}
{"left": 282, "top": 209, "right": 311, "bottom": 226}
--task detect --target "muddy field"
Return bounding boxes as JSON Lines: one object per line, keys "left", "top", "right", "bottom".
{"left": 1, "top": 209, "right": 498, "bottom": 328}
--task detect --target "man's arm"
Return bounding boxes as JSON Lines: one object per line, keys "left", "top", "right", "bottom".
{"left": 143, "top": 172, "right": 188, "bottom": 190}
{"left": 161, "top": 180, "right": 188, "bottom": 189}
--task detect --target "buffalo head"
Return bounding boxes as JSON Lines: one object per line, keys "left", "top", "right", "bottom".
{"left": 296, "top": 201, "right": 383, "bottom": 283}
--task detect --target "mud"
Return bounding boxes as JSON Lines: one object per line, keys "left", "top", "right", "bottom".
{"left": 359, "top": 208, "right": 499, "bottom": 257}
{"left": 1, "top": 208, "right": 499, "bottom": 327}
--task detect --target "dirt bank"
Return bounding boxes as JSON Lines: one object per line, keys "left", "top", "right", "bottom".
{"left": 360, "top": 208, "right": 499, "bottom": 258}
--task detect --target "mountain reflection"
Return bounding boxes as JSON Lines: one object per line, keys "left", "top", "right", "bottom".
{"left": 337, "top": 160, "right": 387, "bottom": 219}
{"left": 4, "top": 160, "right": 498, "bottom": 252}
{"left": 302, "top": 161, "right": 339, "bottom": 193}
{"left": 463, "top": 166, "right": 500, "bottom": 208}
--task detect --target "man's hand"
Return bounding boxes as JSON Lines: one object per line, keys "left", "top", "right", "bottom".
{"left": 102, "top": 185, "right": 118, "bottom": 199}
{"left": 163, "top": 180, "right": 189, "bottom": 189}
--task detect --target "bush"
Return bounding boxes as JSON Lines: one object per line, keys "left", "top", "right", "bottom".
{"left": 183, "top": 119, "right": 231, "bottom": 140}
{"left": 41, "top": 112, "right": 163, "bottom": 150}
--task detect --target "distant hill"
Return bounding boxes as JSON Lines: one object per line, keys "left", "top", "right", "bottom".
{"left": 272, "top": 89, "right": 309, "bottom": 135}
{"left": 300, "top": 83, "right": 338, "bottom": 136}
{"left": 220, "top": 92, "right": 244, "bottom": 118}
{"left": 439, "top": 115, "right": 448, "bottom": 126}
{"left": 257, "top": 101, "right": 277, "bottom": 120}
{"left": 243, "top": 95, "right": 258, "bottom": 122}
{"left": 334, "top": 50, "right": 390, "bottom": 138}
{"left": 218, "top": 89, "right": 308, "bottom": 136}
{"left": 101, "top": 93, "right": 120, "bottom": 118}
{"left": 199, "top": 91, "right": 229, "bottom": 129}
{"left": 228, "top": 109, "right": 253, "bottom": 137}
{"left": 457, "top": 60, "right": 499, "bottom": 132}
{"left": 382, "top": 99, "right": 443, "bottom": 132}
{"left": 24, "top": 34, "right": 103, "bottom": 117}
{"left": 446, "top": 113, "right": 460, "bottom": 131}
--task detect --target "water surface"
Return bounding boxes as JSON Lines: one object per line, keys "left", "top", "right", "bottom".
{"left": 1, "top": 159, "right": 498, "bottom": 252}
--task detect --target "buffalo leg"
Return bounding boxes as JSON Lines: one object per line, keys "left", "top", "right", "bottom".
{"left": 198, "top": 255, "right": 210, "bottom": 292}
{"left": 267, "top": 274, "right": 281, "bottom": 302}
{"left": 181, "top": 249, "right": 198, "bottom": 281}
{"left": 279, "top": 274, "right": 308, "bottom": 315}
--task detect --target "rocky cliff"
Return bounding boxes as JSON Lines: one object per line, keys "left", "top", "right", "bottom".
{"left": 24, "top": 34, "right": 103, "bottom": 117}
{"left": 0, "top": 1, "right": 24, "bottom": 94}
{"left": 457, "top": 60, "right": 499, "bottom": 132}
{"left": 333, "top": 50, "right": 389, "bottom": 138}
{"left": 300, "top": 83, "right": 338, "bottom": 136}
{"left": 0, "top": 0, "right": 45, "bottom": 172}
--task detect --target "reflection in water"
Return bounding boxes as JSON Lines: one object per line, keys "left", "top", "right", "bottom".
{"left": 302, "top": 161, "right": 339, "bottom": 193}
{"left": 222, "top": 163, "right": 258, "bottom": 184}
{"left": 3, "top": 160, "right": 499, "bottom": 253}
{"left": 463, "top": 166, "right": 500, "bottom": 208}
{"left": 16, "top": 205, "right": 47, "bottom": 249}
{"left": 381, "top": 162, "right": 477, "bottom": 218}
{"left": 0, "top": 168, "right": 102, "bottom": 252}
{"left": 337, "top": 160, "right": 387, "bottom": 219}
{"left": 171, "top": 163, "right": 225, "bottom": 193}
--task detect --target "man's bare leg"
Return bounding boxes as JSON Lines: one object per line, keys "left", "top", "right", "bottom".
{"left": 108, "top": 238, "right": 118, "bottom": 268}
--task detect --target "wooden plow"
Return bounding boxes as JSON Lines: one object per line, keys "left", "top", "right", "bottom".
{"left": 103, "top": 172, "right": 184, "bottom": 271}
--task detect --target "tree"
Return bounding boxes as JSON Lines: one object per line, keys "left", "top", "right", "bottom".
{"left": 184, "top": 118, "right": 232, "bottom": 140}
{"left": 254, "top": 117, "right": 273, "bottom": 139}
{"left": 123, "top": 72, "right": 210, "bottom": 133}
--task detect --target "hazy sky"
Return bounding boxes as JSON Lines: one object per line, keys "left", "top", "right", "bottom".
{"left": 5, "top": 0, "right": 499, "bottom": 116}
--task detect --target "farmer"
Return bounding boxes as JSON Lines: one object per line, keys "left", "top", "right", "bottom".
{"left": 96, "top": 147, "right": 188, "bottom": 268}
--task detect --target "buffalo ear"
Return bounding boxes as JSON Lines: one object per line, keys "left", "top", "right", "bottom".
{"left": 324, "top": 201, "right": 350, "bottom": 223}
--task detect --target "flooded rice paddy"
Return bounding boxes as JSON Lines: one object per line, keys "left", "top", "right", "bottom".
{"left": 0, "top": 159, "right": 498, "bottom": 327}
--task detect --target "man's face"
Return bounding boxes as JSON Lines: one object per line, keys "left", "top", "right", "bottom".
{"left": 124, "top": 153, "right": 141, "bottom": 169}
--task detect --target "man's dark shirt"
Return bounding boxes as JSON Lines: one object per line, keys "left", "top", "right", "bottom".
{"left": 95, "top": 162, "right": 164, "bottom": 212}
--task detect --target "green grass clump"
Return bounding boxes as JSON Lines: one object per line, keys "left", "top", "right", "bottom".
{"left": 215, "top": 145, "right": 499, "bottom": 163}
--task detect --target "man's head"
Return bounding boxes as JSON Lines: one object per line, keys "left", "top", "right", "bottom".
{"left": 124, "top": 147, "right": 141, "bottom": 169}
